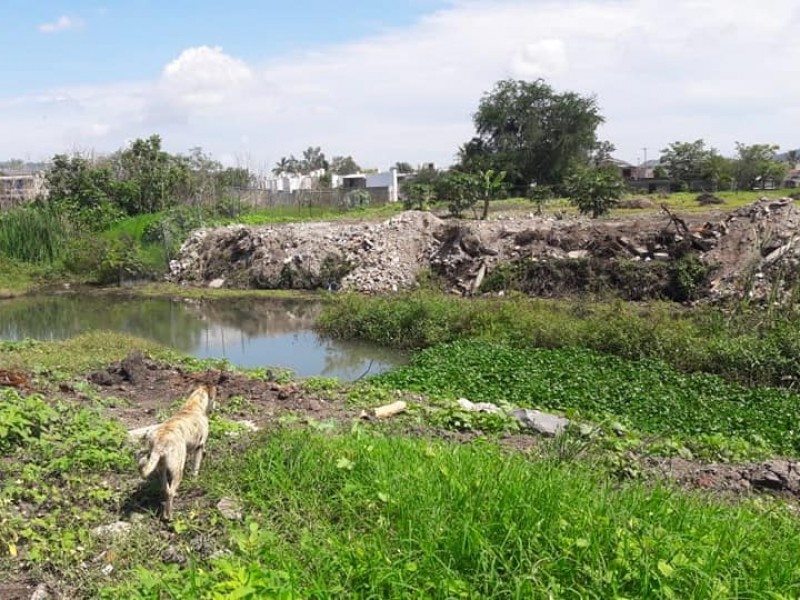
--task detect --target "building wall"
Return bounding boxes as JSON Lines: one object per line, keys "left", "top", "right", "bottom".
{"left": 0, "top": 173, "right": 47, "bottom": 210}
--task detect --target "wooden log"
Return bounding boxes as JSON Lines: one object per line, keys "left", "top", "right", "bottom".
{"left": 373, "top": 400, "right": 407, "bottom": 419}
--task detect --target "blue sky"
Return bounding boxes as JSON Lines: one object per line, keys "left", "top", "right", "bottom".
{"left": 1, "top": 1, "right": 448, "bottom": 90}
{"left": 1, "top": 0, "right": 798, "bottom": 171}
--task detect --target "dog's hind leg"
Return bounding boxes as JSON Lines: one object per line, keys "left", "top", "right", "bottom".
{"left": 190, "top": 445, "right": 205, "bottom": 478}
{"left": 161, "top": 449, "right": 186, "bottom": 521}
{"left": 162, "top": 467, "right": 183, "bottom": 521}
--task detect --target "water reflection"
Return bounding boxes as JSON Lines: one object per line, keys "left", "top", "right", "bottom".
{"left": 0, "top": 294, "right": 405, "bottom": 380}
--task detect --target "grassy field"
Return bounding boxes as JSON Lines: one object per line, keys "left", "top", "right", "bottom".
{"left": 4, "top": 189, "right": 800, "bottom": 596}
{"left": 2, "top": 326, "right": 800, "bottom": 596}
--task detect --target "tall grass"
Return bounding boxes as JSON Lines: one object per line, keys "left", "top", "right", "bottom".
{"left": 0, "top": 204, "right": 73, "bottom": 264}
{"left": 317, "top": 293, "right": 800, "bottom": 387}
{"left": 108, "top": 429, "right": 800, "bottom": 598}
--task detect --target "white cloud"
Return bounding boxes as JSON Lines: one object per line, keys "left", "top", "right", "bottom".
{"left": 7, "top": 0, "right": 800, "bottom": 169}
{"left": 511, "top": 40, "right": 568, "bottom": 79}
{"left": 38, "top": 15, "right": 84, "bottom": 33}
{"left": 159, "top": 46, "right": 254, "bottom": 108}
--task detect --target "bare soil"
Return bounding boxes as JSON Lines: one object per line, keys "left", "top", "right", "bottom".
{"left": 60, "top": 353, "right": 800, "bottom": 504}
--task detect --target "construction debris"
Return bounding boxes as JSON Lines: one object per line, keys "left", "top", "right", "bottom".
{"left": 168, "top": 197, "right": 800, "bottom": 304}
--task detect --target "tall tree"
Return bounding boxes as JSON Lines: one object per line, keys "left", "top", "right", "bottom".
{"left": 301, "top": 146, "right": 328, "bottom": 173}
{"left": 459, "top": 79, "right": 604, "bottom": 188}
{"left": 329, "top": 155, "right": 361, "bottom": 175}
{"left": 659, "top": 140, "right": 713, "bottom": 185}
{"left": 590, "top": 140, "right": 616, "bottom": 167}
{"left": 112, "top": 135, "right": 189, "bottom": 214}
{"left": 273, "top": 156, "right": 301, "bottom": 175}
{"left": 733, "top": 143, "right": 786, "bottom": 190}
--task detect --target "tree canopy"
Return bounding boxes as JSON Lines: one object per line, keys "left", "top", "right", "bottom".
{"left": 733, "top": 143, "right": 786, "bottom": 190}
{"left": 458, "top": 79, "right": 604, "bottom": 189}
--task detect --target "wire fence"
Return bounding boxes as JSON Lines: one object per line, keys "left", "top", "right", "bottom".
{"left": 205, "top": 187, "right": 395, "bottom": 217}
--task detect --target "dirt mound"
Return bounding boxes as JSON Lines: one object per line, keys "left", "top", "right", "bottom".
{"left": 169, "top": 198, "right": 800, "bottom": 302}
{"left": 696, "top": 193, "right": 725, "bottom": 205}
{"left": 647, "top": 457, "right": 800, "bottom": 499}
{"left": 617, "top": 198, "right": 656, "bottom": 209}
{"left": 704, "top": 197, "right": 800, "bottom": 301}
{"left": 170, "top": 211, "right": 442, "bottom": 294}
{"left": 83, "top": 354, "right": 352, "bottom": 430}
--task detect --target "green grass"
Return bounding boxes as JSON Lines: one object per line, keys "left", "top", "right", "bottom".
{"left": 373, "top": 339, "right": 800, "bottom": 456}
{"left": 0, "top": 255, "right": 45, "bottom": 297}
{"left": 651, "top": 188, "right": 796, "bottom": 213}
{"left": 0, "top": 387, "right": 135, "bottom": 595}
{"left": 221, "top": 200, "right": 406, "bottom": 227}
{"left": 0, "top": 331, "right": 168, "bottom": 378}
{"left": 318, "top": 293, "right": 800, "bottom": 388}
{"left": 0, "top": 204, "right": 73, "bottom": 265}
{"left": 107, "top": 428, "right": 800, "bottom": 598}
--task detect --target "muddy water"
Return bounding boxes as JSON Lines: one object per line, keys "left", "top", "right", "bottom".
{"left": 0, "top": 294, "right": 406, "bottom": 380}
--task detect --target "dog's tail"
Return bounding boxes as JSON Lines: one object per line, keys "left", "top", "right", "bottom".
{"left": 138, "top": 450, "right": 161, "bottom": 479}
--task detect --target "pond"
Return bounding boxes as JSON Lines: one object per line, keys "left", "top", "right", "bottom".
{"left": 0, "top": 294, "right": 406, "bottom": 380}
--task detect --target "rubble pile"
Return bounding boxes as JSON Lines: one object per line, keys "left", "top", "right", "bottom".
{"left": 169, "top": 197, "right": 800, "bottom": 302}
{"left": 704, "top": 197, "right": 800, "bottom": 301}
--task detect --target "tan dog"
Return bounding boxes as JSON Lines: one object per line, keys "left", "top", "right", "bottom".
{"left": 138, "top": 383, "right": 217, "bottom": 520}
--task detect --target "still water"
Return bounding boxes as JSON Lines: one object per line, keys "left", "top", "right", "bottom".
{"left": 0, "top": 294, "right": 406, "bottom": 380}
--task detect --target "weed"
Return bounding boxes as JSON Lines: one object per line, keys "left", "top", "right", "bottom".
{"left": 106, "top": 429, "right": 800, "bottom": 598}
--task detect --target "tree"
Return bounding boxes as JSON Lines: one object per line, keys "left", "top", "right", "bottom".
{"left": 659, "top": 140, "right": 713, "bottom": 186}
{"left": 216, "top": 167, "right": 252, "bottom": 189}
{"left": 440, "top": 171, "right": 482, "bottom": 218}
{"left": 393, "top": 161, "right": 415, "bottom": 174}
{"left": 478, "top": 169, "right": 507, "bottom": 220}
{"left": 112, "top": 135, "right": 190, "bottom": 214}
{"left": 402, "top": 182, "right": 436, "bottom": 210}
{"left": 565, "top": 165, "right": 624, "bottom": 218}
{"left": 45, "top": 154, "right": 122, "bottom": 229}
{"left": 591, "top": 140, "right": 616, "bottom": 167}
{"left": 329, "top": 155, "right": 361, "bottom": 175}
{"left": 704, "top": 153, "right": 734, "bottom": 192}
{"left": 459, "top": 79, "right": 604, "bottom": 188}
{"left": 300, "top": 146, "right": 328, "bottom": 173}
{"left": 733, "top": 143, "right": 786, "bottom": 190}
{"left": 273, "top": 156, "right": 301, "bottom": 175}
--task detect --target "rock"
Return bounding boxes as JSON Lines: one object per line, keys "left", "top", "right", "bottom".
{"left": 566, "top": 250, "right": 589, "bottom": 259}
{"left": 510, "top": 409, "right": 569, "bottom": 436}
{"left": 120, "top": 351, "right": 146, "bottom": 384}
{"left": 161, "top": 545, "right": 187, "bottom": 565}
{"left": 652, "top": 252, "right": 670, "bottom": 261}
{"left": 217, "top": 497, "right": 243, "bottom": 521}
{"left": 208, "top": 278, "right": 225, "bottom": 289}
{"left": 457, "top": 398, "right": 504, "bottom": 415}
{"left": 91, "top": 521, "right": 131, "bottom": 540}
{"left": 30, "top": 584, "right": 51, "bottom": 600}
{"left": 88, "top": 370, "right": 115, "bottom": 386}
{"left": 101, "top": 564, "right": 114, "bottom": 576}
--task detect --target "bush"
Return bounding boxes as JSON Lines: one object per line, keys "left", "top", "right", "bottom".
{"left": 565, "top": 166, "right": 624, "bottom": 218}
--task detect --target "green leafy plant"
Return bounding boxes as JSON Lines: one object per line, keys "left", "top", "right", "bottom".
{"left": 565, "top": 165, "right": 625, "bottom": 218}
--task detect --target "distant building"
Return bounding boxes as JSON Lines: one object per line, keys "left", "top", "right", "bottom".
{"left": 0, "top": 171, "right": 47, "bottom": 209}
{"left": 254, "top": 167, "right": 407, "bottom": 203}
{"left": 783, "top": 168, "right": 800, "bottom": 189}
{"left": 340, "top": 168, "right": 405, "bottom": 203}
